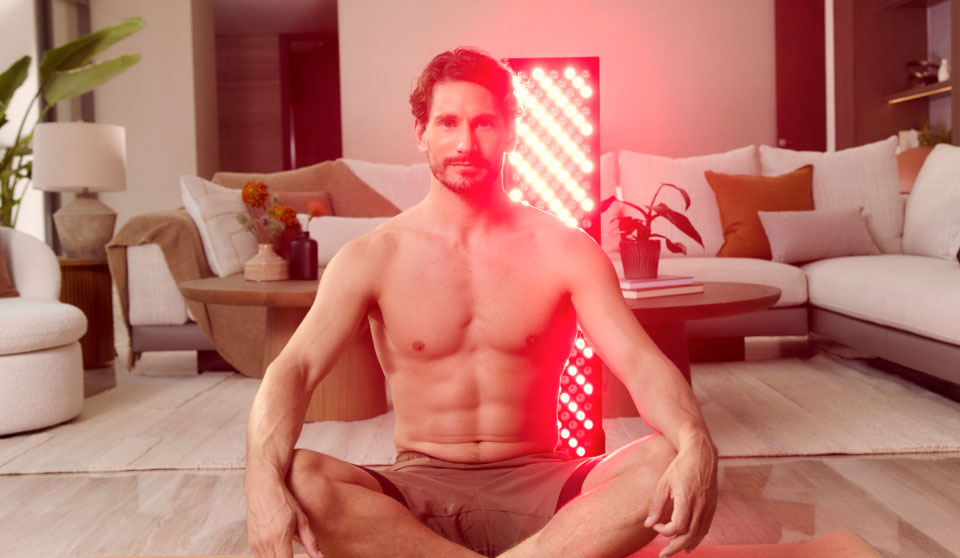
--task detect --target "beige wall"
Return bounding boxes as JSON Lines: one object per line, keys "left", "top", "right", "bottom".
{"left": 338, "top": 0, "right": 778, "bottom": 164}
{"left": 92, "top": 0, "right": 217, "bottom": 230}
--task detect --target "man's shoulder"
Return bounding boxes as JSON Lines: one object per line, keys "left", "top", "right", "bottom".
{"left": 341, "top": 207, "right": 435, "bottom": 258}
{"left": 519, "top": 205, "right": 601, "bottom": 253}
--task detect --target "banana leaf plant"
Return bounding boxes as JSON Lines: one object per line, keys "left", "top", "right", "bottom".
{"left": 0, "top": 17, "right": 144, "bottom": 227}
{"left": 599, "top": 183, "right": 704, "bottom": 255}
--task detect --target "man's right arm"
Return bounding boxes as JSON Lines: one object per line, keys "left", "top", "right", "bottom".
{"left": 244, "top": 235, "right": 380, "bottom": 558}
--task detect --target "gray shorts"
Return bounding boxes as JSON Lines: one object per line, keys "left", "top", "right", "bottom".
{"left": 360, "top": 451, "right": 602, "bottom": 557}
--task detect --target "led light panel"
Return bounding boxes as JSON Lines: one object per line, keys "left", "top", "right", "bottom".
{"left": 505, "top": 57, "right": 603, "bottom": 457}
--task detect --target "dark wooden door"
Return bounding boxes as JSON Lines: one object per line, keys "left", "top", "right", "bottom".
{"left": 775, "top": 0, "right": 827, "bottom": 151}
{"left": 280, "top": 33, "right": 342, "bottom": 170}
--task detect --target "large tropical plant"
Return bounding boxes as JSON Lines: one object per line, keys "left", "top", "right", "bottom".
{"left": 0, "top": 17, "right": 145, "bottom": 227}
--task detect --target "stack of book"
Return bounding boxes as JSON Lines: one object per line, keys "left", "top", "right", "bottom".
{"left": 620, "top": 275, "right": 705, "bottom": 299}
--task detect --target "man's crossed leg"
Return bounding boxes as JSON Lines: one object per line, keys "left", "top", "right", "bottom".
{"left": 286, "top": 434, "right": 676, "bottom": 558}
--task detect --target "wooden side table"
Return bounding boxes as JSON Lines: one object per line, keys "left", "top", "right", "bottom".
{"left": 604, "top": 282, "right": 781, "bottom": 418}
{"left": 178, "top": 274, "right": 387, "bottom": 422}
{"left": 59, "top": 258, "right": 115, "bottom": 368}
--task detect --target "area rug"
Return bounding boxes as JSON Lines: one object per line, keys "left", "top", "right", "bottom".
{"left": 118, "top": 529, "right": 884, "bottom": 558}
{"left": 3, "top": 354, "right": 960, "bottom": 474}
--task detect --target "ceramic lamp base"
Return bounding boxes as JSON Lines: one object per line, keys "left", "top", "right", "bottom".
{"left": 54, "top": 193, "right": 117, "bottom": 259}
{"left": 245, "top": 244, "right": 289, "bottom": 281}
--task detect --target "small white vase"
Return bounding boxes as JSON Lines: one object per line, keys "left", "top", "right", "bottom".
{"left": 244, "top": 244, "right": 289, "bottom": 281}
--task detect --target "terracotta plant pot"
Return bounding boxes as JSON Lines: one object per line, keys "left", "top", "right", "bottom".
{"left": 620, "top": 239, "right": 661, "bottom": 279}
{"left": 244, "top": 244, "right": 289, "bottom": 281}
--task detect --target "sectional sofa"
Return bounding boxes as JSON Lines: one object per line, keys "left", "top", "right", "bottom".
{"left": 109, "top": 138, "right": 960, "bottom": 387}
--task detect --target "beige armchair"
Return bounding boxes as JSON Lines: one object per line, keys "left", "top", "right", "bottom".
{"left": 0, "top": 227, "right": 87, "bottom": 435}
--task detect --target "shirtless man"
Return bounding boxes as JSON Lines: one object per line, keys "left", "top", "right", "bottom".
{"left": 244, "top": 47, "right": 718, "bottom": 558}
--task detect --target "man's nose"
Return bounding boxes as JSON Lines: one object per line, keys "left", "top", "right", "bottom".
{"left": 455, "top": 127, "right": 477, "bottom": 153}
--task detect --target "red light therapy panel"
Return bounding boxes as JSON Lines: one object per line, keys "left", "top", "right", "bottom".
{"left": 504, "top": 57, "right": 601, "bottom": 240}
{"left": 505, "top": 57, "right": 604, "bottom": 458}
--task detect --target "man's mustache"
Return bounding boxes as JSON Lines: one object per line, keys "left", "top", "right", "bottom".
{"left": 444, "top": 156, "right": 489, "bottom": 168}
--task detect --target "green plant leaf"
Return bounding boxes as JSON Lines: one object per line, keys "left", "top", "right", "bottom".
{"left": 652, "top": 203, "right": 704, "bottom": 247}
{"left": 0, "top": 55, "right": 31, "bottom": 114}
{"left": 39, "top": 17, "right": 145, "bottom": 83}
{"left": 653, "top": 183, "right": 691, "bottom": 210}
{"left": 599, "top": 195, "right": 619, "bottom": 213}
{"left": 652, "top": 234, "right": 688, "bottom": 255}
{"left": 44, "top": 54, "right": 141, "bottom": 106}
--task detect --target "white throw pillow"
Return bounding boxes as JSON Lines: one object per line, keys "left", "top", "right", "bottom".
{"left": 180, "top": 175, "right": 258, "bottom": 277}
{"left": 759, "top": 136, "right": 903, "bottom": 254}
{"left": 341, "top": 159, "right": 431, "bottom": 212}
{"left": 616, "top": 145, "right": 759, "bottom": 257}
{"left": 902, "top": 143, "right": 960, "bottom": 261}
{"left": 298, "top": 215, "right": 390, "bottom": 266}
{"left": 758, "top": 207, "right": 879, "bottom": 264}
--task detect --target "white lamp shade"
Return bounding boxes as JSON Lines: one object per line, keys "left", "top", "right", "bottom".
{"left": 32, "top": 122, "right": 127, "bottom": 193}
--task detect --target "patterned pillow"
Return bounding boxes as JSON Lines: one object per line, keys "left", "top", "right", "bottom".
{"left": 180, "top": 175, "right": 258, "bottom": 277}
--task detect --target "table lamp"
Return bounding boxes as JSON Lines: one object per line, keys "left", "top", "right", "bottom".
{"left": 32, "top": 122, "right": 127, "bottom": 259}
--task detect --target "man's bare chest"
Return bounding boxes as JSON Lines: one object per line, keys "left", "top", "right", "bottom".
{"left": 370, "top": 243, "right": 574, "bottom": 358}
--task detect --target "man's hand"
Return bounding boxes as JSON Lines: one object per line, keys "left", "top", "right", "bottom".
{"left": 643, "top": 434, "right": 718, "bottom": 558}
{"left": 245, "top": 473, "right": 321, "bottom": 558}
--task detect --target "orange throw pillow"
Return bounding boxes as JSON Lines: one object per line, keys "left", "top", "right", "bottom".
{"left": 0, "top": 231, "right": 20, "bottom": 298}
{"left": 705, "top": 164, "right": 814, "bottom": 259}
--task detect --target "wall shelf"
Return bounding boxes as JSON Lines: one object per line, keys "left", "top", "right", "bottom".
{"left": 886, "top": 81, "right": 953, "bottom": 104}
{"left": 886, "top": 0, "right": 949, "bottom": 9}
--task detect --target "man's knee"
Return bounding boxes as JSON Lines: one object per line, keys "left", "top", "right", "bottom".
{"left": 287, "top": 449, "right": 381, "bottom": 499}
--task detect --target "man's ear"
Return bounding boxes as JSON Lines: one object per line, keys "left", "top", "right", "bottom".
{"left": 414, "top": 119, "right": 428, "bottom": 153}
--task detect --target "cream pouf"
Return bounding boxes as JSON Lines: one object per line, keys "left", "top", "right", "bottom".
{"left": 0, "top": 298, "right": 87, "bottom": 435}
{"left": 1, "top": 226, "right": 89, "bottom": 436}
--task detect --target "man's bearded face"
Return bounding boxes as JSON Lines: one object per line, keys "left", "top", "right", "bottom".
{"left": 416, "top": 80, "right": 515, "bottom": 195}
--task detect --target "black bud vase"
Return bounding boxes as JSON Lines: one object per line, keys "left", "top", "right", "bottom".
{"left": 290, "top": 230, "right": 318, "bottom": 280}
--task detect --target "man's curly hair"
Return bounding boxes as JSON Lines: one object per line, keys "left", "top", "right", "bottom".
{"left": 410, "top": 47, "right": 521, "bottom": 127}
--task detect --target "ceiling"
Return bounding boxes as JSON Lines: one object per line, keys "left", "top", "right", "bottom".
{"left": 212, "top": 0, "right": 338, "bottom": 35}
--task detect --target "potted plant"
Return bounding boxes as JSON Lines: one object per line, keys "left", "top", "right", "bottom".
{"left": 0, "top": 17, "right": 144, "bottom": 227}
{"left": 236, "top": 180, "right": 298, "bottom": 281}
{"left": 600, "top": 183, "right": 703, "bottom": 279}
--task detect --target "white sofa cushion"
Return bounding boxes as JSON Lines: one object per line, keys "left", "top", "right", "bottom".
{"left": 341, "top": 159, "right": 431, "bottom": 212}
{"left": 0, "top": 298, "right": 87, "bottom": 355}
{"left": 128, "top": 244, "right": 190, "bottom": 326}
{"left": 902, "top": 143, "right": 960, "bottom": 261}
{"left": 759, "top": 136, "right": 904, "bottom": 254}
{"left": 180, "top": 175, "right": 258, "bottom": 277}
{"left": 616, "top": 145, "right": 759, "bottom": 258}
{"left": 297, "top": 215, "right": 390, "bottom": 266}
{"left": 803, "top": 255, "right": 960, "bottom": 346}
{"left": 608, "top": 255, "right": 807, "bottom": 307}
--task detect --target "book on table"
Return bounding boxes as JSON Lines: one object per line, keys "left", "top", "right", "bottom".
{"left": 621, "top": 283, "right": 705, "bottom": 299}
{"left": 619, "top": 275, "right": 696, "bottom": 290}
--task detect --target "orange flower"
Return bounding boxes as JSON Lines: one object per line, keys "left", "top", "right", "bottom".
{"left": 307, "top": 199, "right": 328, "bottom": 218}
{"left": 268, "top": 204, "right": 297, "bottom": 227}
{"left": 241, "top": 180, "right": 269, "bottom": 209}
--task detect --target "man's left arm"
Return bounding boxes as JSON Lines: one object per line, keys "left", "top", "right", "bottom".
{"left": 565, "top": 234, "right": 718, "bottom": 556}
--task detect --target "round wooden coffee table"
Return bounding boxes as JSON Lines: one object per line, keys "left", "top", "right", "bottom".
{"left": 605, "top": 281, "right": 780, "bottom": 417}
{"left": 178, "top": 274, "right": 387, "bottom": 422}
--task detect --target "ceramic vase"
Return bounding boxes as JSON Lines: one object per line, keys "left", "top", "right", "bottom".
{"left": 244, "top": 243, "right": 289, "bottom": 281}
{"left": 620, "top": 239, "right": 661, "bottom": 279}
{"left": 289, "top": 230, "right": 318, "bottom": 280}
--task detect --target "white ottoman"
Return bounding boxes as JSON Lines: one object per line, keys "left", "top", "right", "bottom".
{"left": 0, "top": 298, "right": 88, "bottom": 436}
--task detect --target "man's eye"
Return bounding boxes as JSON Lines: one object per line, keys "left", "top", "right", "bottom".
{"left": 476, "top": 120, "right": 494, "bottom": 129}
{"left": 438, "top": 119, "right": 455, "bottom": 127}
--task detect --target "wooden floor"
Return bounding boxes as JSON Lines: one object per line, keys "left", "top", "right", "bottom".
{"left": 1, "top": 338, "right": 958, "bottom": 557}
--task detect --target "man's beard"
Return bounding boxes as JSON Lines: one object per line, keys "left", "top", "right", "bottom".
{"left": 428, "top": 153, "right": 499, "bottom": 194}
